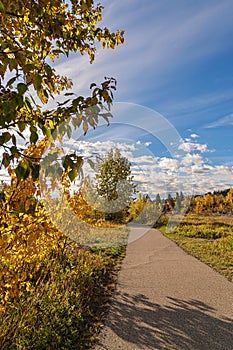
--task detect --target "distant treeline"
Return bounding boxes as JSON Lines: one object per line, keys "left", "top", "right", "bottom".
{"left": 1, "top": 179, "right": 232, "bottom": 227}
{"left": 189, "top": 188, "right": 233, "bottom": 214}
{"left": 129, "top": 188, "right": 233, "bottom": 224}
{"left": 154, "top": 188, "right": 233, "bottom": 215}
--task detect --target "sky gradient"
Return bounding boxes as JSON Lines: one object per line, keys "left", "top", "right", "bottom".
{"left": 1, "top": 0, "right": 233, "bottom": 196}
{"left": 53, "top": 0, "right": 233, "bottom": 195}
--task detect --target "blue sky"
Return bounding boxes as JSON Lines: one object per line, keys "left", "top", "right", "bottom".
{"left": 1, "top": 0, "right": 233, "bottom": 196}
{"left": 51, "top": 0, "right": 233, "bottom": 195}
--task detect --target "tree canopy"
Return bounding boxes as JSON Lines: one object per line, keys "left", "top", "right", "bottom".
{"left": 95, "top": 148, "right": 136, "bottom": 206}
{"left": 0, "top": 0, "right": 124, "bottom": 181}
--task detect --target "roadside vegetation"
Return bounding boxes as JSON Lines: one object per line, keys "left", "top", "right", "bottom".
{"left": 0, "top": 152, "right": 128, "bottom": 349}
{"left": 0, "top": 0, "right": 126, "bottom": 347}
{"left": 155, "top": 189, "right": 233, "bottom": 282}
{"left": 0, "top": 178, "right": 126, "bottom": 349}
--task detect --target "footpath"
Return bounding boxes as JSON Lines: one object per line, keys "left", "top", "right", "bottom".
{"left": 93, "top": 227, "right": 233, "bottom": 350}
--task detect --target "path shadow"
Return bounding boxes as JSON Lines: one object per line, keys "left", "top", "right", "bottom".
{"left": 99, "top": 292, "right": 233, "bottom": 349}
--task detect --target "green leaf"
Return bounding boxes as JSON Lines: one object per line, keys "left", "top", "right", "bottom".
{"left": 10, "top": 146, "right": 19, "bottom": 156}
{"left": 18, "top": 121, "right": 26, "bottom": 132}
{"left": 0, "top": 132, "right": 11, "bottom": 145}
{"left": 74, "top": 156, "right": 83, "bottom": 170}
{"left": 23, "top": 166, "right": 30, "bottom": 180}
{"left": 68, "top": 168, "right": 77, "bottom": 181}
{"left": 72, "top": 115, "right": 83, "bottom": 128}
{"left": 30, "top": 125, "right": 37, "bottom": 133}
{"left": 24, "top": 63, "right": 35, "bottom": 73}
{"left": 30, "top": 131, "right": 38, "bottom": 144}
{"left": 12, "top": 134, "right": 16, "bottom": 146}
{"left": 34, "top": 74, "right": 43, "bottom": 88}
{"left": 62, "top": 155, "right": 73, "bottom": 170}
{"left": 52, "top": 127, "right": 58, "bottom": 140}
{"left": 44, "top": 63, "right": 53, "bottom": 76}
{"left": 2, "top": 152, "right": 10, "bottom": 168}
{"left": 15, "top": 164, "right": 26, "bottom": 182}
{"left": 42, "top": 126, "right": 52, "bottom": 139}
{"left": 0, "top": 191, "right": 6, "bottom": 202}
{"left": 2, "top": 102, "right": 11, "bottom": 114}
{"left": 31, "top": 164, "right": 40, "bottom": 180}
{"left": 17, "top": 83, "right": 27, "bottom": 95}
{"left": 67, "top": 125, "right": 72, "bottom": 138}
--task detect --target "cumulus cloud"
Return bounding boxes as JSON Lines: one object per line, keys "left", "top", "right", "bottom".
{"left": 1, "top": 134, "right": 232, "bottom": 198}
{"left": 132, "top": 155, "right": 156, "bottom": 164}
{"left": 136, "top": 140, "right": 152, "bottom": 147}
{"left": 158, "top": 158, "right": 178, "bottom": 171}
{"left": 64, "top": 139, "right": 136, "bottom": 159}
{"left": 178, "top": 141, "right": 208, "bottom": 153}
{"left": 190, "top": 133, "right": 199, "bottom": 139}
{"left": 181, "top": 153, "right": 204, "bottom": 166}
{"left": 49, "top": 135, "right": 233, "bottom": 196}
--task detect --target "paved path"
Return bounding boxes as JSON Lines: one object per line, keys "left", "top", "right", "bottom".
{"left": 93, "top": 228, "right": 233, "bottom": 350}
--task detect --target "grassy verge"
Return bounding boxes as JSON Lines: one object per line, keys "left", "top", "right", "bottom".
{"left": 0, "top": 242, "right": 126, "bottom": 350}
{"left": 156, "top": 214, "right": 233, "bottom": 282}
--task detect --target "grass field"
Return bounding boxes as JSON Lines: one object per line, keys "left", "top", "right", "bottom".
{"left": 157, "top": 214, "right": 233, "bottom": 281}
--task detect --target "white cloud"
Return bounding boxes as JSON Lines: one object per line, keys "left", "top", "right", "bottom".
{"left": 136, "top": 140, "right": 151, "bottom": 147}
{"left": 132, "top": 155, "right": 156, "bottom": 164}
{"left": 53, "top": 0, "right": 233, "bottom": 107}
{"left": 64, "top": 139, "right": 136, "bottom": 159}
{"left": 158, "top": 157, "right": 178, "bottom": 171}
{"left": 1, "top": 135, "right": 232, "bottom": 197}
{"left": 181, "top": 153, "right": 204, "bottom": 166}
{"left": 214, "top": 165, "right": 233, "bottom": 175}
{"left": 204, "top": 114, "right": 233, "bottom": 128}
{"left": 190, "top": 133, "right": 199, "bottom": 139}
{"left": 1, "top": 1, "right": 233, "bottom": 200}
{"left": 178, "top": 141, "right": 208, "bottom": 153}
{"left": 56, "top": 137, "right": 233, "bottom": 196}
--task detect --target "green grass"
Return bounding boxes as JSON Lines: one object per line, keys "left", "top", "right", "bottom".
{"left": 159, "top": 214, "right": 233, "bottom": 281}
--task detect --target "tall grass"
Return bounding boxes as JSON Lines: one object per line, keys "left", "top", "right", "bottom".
{"left": 0, "top": 244, "right": 126, "bottom": 349}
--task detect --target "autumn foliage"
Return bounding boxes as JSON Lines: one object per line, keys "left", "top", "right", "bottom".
{"left": 0, "top": 173, "right": 125, "bottom": 349}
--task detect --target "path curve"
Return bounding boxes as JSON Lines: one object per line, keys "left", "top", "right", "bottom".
{"left": 93, "top": 228, "right": 233, "bottom": 350}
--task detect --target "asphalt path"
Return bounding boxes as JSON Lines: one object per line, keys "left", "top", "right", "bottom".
{"left": 93, "top": 227, "right": 233, "bottom": 350}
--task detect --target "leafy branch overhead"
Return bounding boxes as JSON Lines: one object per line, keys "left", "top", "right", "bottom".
{"left": 0, "top": 0, "right": 124, "bottom": 181}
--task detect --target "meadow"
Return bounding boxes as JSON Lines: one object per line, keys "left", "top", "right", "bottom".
{"left": 156, "top": 214, "right": 233, "bottom": 281}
